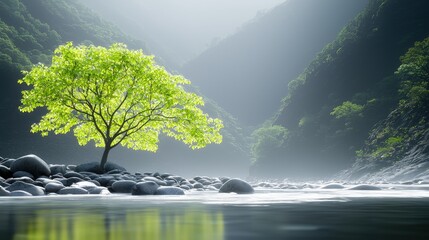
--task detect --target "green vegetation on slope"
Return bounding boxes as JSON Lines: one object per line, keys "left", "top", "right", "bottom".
{"left": 251, "top": 0, "right": 429, "bottom": 178}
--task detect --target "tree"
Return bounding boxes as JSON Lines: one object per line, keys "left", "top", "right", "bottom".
{"left": 19, "top": 42, "right": 223, "bottom": 170}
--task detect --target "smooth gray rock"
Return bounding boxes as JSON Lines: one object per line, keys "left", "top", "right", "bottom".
{"left": 13, "top": 171, "right": 34, "bottom": 179}
{"left": 0, "top": 181, "right": 10, "bottom": 188}
{"left": 0, "top": 186, "right": 10, "bottom": 196}
{"left": 10, "top": 190, "right": 32, "bottom": 197}
{"left": 88, "top": 187, "right": 110, "bottom": 195}
{"left": 193, "top": 183, "right": 204, "bottom": 189}
{"left": 58, "top": 187, "right": 89, "bottom": 195}
{"left": 111, "top": 180, "right": 136, "bottom": 193}
{"left": 50, "top": 165, "right": 67, "bottom": 175}
{"left": 321, "top": 183, "right": 345, "bottom": 189}
{"left": 10, "top": 155, "right": 51, "bottom": 178}
{"left": 6, "top": 177, "right": 34, "bottom": 184}
{"left": 73, "top": 181, "right": 98, "bottom": 190}
{"left": 348, "top": 185, "right": 382, "bottom": 190}
{"left": 64, "top": 172, "right": 85, "bottom": 179}
{"left": 131, "top": 181, "right": 159, "bottom": 195}
{"left": 0, "top": 165, "right": 12, "bottom": 179}
{"left": 6, "top": 181, "right": 45, "bottom": 196}
{"left": 155, "top": 186, "right": 185, "bottom": 195}
{"left": 45, "top": 182, "right": 65, "bottom": 193}
{"left": 65, "top": 177, "right": 84, "bottom": 186}
{"left": 1, "top": 159, "right": 15, "bottom": 168}
{"left": 143, "top": 176, "right": 167, "bottom": 186}
{"left": 219, "top": 178, "right": 254, "bottom": 194}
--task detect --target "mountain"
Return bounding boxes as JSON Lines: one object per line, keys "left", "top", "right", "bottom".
{"left": 251, "top": 0, "right": 429, "bottom": 179}
{"left": 181, "top": 0, "right": 367, "bottom": 125}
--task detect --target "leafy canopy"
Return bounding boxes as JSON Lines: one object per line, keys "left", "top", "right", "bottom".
{"left": 19, "top": 42, "right": 223, "bottom": 153}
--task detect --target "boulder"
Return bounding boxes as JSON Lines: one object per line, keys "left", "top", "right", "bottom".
{"left": 75, "top": 162, "right": 126, "bottom": 174}
{"left": 50, "top": 165, "right": 67, "bottom": 175}
{"left": 348, "top": 185, "right": 382, "bottom": 190}
{"left": 219, "top": 178, "right": 254, "bottom": 194}
{"left": 0, "top": 165, "right": 12, "bottom": 179}
{"left": 131, "top": 181, "right": 159, "bottom": 195}
{"left": 6, "top": 181, "right": 45, "bottom": 196}
{"left": 6, "top": 176, "right": 35, "bottom": 184}
{"left": 13, "top": 171, "right": 34, "bottom": 179}
{"left": 88, "top": 187, "right": 110, "bottom": 195}
{"left": 0, "top": 186, "right": 10, "bottom": 196}
{"left": 73, "top": 181, "right": 98, "bottom": 190}
{"left": 143, "top": 176, "right": 167, "bottom": 186}
{"left": 58, "top": 187, "right": 89, "bottom": 195}
{"left": 9, "top": 190, "right": 32, "bottom": 197}
{"left": 1, "top": 159, "right": 15, "bottom": 168}
{"left": 45, "top": 182, "right": 65, "bottom": 193}
{"left": 10, "top": 155, "right": 50, "bottom": 178}
{"left": 321, "top": 183, "right": 345, "bottom": 189}
{"left": 64, "top": 172, "right": 85, "bottom": 179}
{"left": 111, "top": 180, "right": 136, "bottom": 193}
{"left": 155, "top": 186, "right": 185, "bottom": 195}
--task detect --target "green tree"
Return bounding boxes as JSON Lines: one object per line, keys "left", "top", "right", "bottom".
{"left": 251, "top": 125, "right": 288, "bottom": 163}
{"left": 19, "top": 42, "right": 223, "bottom": 170}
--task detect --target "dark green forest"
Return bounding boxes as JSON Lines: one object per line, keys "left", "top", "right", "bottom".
{"left": 251, "top": 0, "right": 429, "bottom": 179}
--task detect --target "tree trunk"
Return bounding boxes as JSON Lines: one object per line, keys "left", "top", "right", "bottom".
{"left": 100, "top": 146, "right": 111, "bottom": 172}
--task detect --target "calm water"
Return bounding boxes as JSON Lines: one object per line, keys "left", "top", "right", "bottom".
{"left": 1, "top": 189, "right": 429, "bottom": 240}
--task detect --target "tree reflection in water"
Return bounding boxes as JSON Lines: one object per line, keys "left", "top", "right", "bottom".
{"left": 12, "top": 207, "right": 224, "bottom": 240}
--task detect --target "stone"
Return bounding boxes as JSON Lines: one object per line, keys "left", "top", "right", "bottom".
{"left": 58, "top": 187, "right": 89, "bottom": 195}
{"left": 1, "top": 159, "right": 15, "bottom": 168}
{"left": 45, "top": 182, "right": 65, "bottom": 193}
{"left": 88, "top": 187, "right": 110, "bottom": 195}
{"left": 50, "top": 165, "right": 67, "bottom": 175}
{"left": 0, "top": 165, "right": 12, "bottom": 179}
{"left": 0, "top": 186, "right": 10, "bottom": 196}
{"left": 0, "top": 181, "right": 10, "bottom": 188}
{"left": 155, "top": 186, "right": 185, "bottom": 195}
{"left": 10, "top": 154, "right": 51, "bottom": 178}
{"left": 65, "top": 177, "right": 84, "bottom": 186}
{"left": 6, "top": 181, "right": 45, "bottom": 196}
{"left": 143, "top": 176, "right": 167, "bottom": 186}
{"left": 321, "top": 183, "right": 345, "bottom": 189}
{"left": 9, "top": 190, "right": 32, "bottom": 197}
{"left": 348, "top": 185, "right": 382, "bottom": 190}
{"left": 13, "top": 171, "right": 34, "bottom": 179}
{"left": 73, "top": 181, "right": 98, "bottom": 190}
{"left": 6, "top": 177, "right": 34, "bottom": 184}
{"left": 111, "top": 180, "right": 136, "bottom": 193}
{"left": 75, "top": 162, "right": 126, "bottom": 174}
{"left": 64, "top": 172, "right": 85, "bottom": 179}
{"left": 219, "top": 178, "right": 254, "bottom": 194}
{"left": 131, "top": 181, "right": 159, "bottom": 195}
{"left": 193, "top": 183, "right": 204, "bottom": 189}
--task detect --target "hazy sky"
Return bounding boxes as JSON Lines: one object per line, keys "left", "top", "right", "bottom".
{"left": 81, "top": 0, "right": 286, "bottom": 66}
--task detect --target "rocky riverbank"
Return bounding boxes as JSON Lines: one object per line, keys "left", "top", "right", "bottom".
{"left": 0, "top": 154, "right": 254, "bottom": 197}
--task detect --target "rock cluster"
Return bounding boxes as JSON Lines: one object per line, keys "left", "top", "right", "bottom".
{"left": 0, "top": 154, "right": 254, "bottom": 197}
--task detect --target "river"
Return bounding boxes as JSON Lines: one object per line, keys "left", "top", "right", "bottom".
{"left": 1, "top": 188, "right": 429, "bottom": 239}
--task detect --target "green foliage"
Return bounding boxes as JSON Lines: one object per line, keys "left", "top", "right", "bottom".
{"left": 19, "top": 43, "right": 223, "bottom": 164}
{"left": 330, "top": 101, "right": 364, "bottom": 119}
{"left": 251, "top": 125, "right": 288, "bottom": 163}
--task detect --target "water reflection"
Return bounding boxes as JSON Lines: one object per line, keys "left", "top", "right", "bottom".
{"left": 11, "top": 207, "right": 224, "bottom": 240}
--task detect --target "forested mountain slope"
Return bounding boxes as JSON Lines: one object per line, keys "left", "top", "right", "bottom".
{"left": 182, "top": 0, "right": 367, "bottom": 125}
{"left": 251, "top": 0, "right": 429, "bottom": 179}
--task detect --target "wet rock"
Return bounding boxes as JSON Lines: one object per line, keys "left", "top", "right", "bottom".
{"left": 143, "top": 176, "right": 167, "bottom": 186}
{"left": 45, "top": 182, "right": 65, "bottom": 193}
{"left": 13, "top": 171, "right": 34, "bottom": 179}
{"left": 0, "top": 181, "right": 10, "bottom": 188}
{"left": 0, "top": 186, "right": 10, "bottom": 196}
{"left": 321, "top": 183, "right": 345, "bottom": 189}
{"left": 67, "top": 165, "right": 77, "bottom": 171}
{"left": 1, "top": 159, "right": 15, "bottom": 168}
{"left": 64, "top": 172, "right": 85, "bottom": 179}
{"left": 155, "top": 186, "right": 185, "bottom": 195}
{"left": 10, "top": 190, "right": 32, "bottom": 197}
{"left": 58, "top": 187, "right": 89, "bottom": 195}
{"left": 65, "top": 177, "right": 84, "bottom": 186}
{"left": 73, "top": 181, "right": 98, "bottom": 190}
{"left": 6, "top": 181, "right": 45, "bottom": 196}
{"left": 88, "top": 187, "right": 110, "bottom": 195}
{"left": 10, "top": 154, "right": 51, "bottom": 178}
{"left": 348, "top": 185, "right": 382, "bottom": 190}
{"left": 219, "top": 178, "right": 254, "bottom": 194}
{"left": 111, "top": 180, "right": 137, "bottom": 193}
{"left": 193, "top": 183, "right": 204, "bottom": 189}
{"left": 0, "top": 165, "right": 12, "bottom": 179}
{"left": 50, "top": 165, "right": 67, "bottom": 175}
{"left": 6, "top": 177, "right": 34, "bottom": 184}
{"left": 131, "top": 181, "right": 159, "bottom": 195}
{"left": 211, "top": 183, "right": 223, "bottom": 189}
